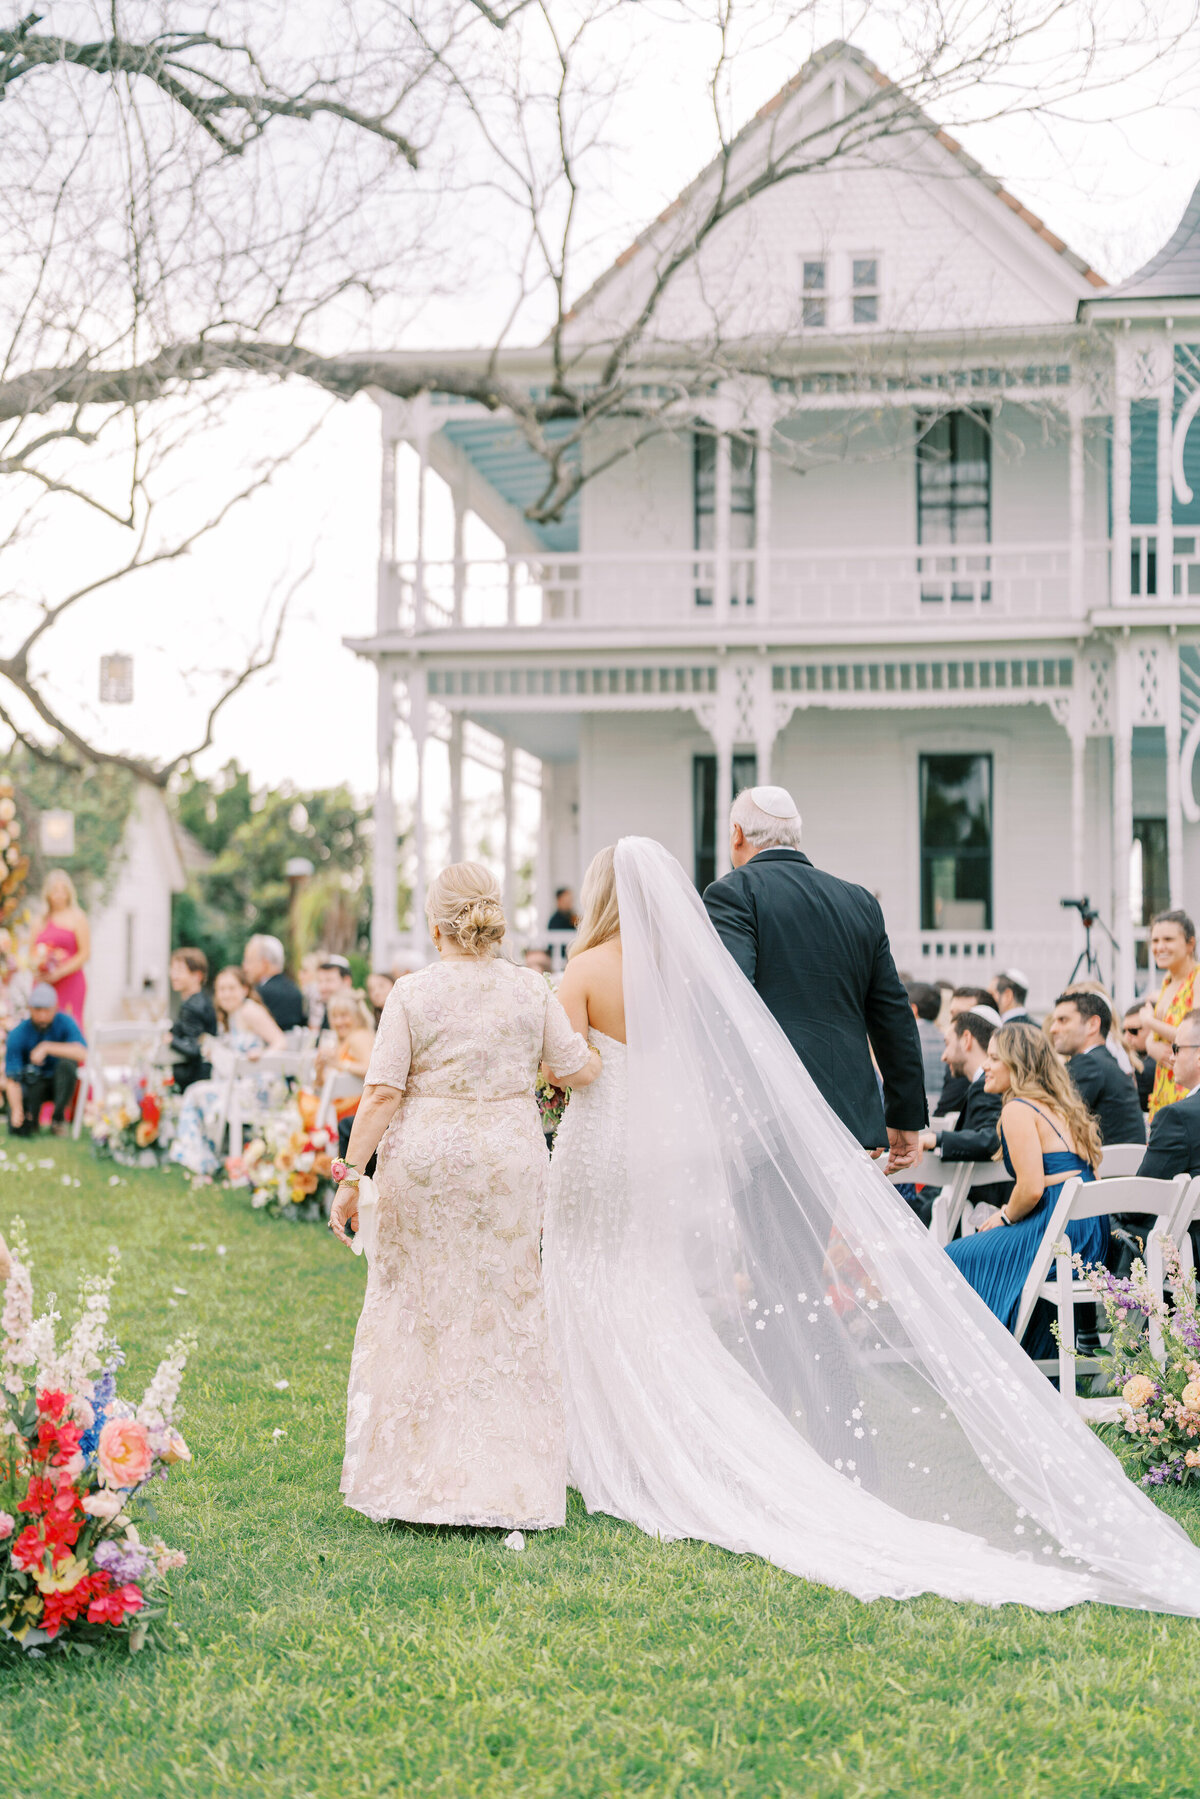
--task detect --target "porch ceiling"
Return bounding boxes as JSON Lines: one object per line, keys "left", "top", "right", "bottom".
{"left": 471, "top": 709, "right": 580, "bottom": 762}
{"left": 440, "top": 419, "right": 580, "bottom": 553}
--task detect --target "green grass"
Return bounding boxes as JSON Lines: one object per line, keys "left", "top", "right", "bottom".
{"left": 2, "top": 1142, "right": 1200, "bottom": 1799}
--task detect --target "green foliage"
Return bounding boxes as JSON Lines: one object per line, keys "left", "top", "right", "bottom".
{"left": 4, "top": 1147, "right": 1200, "bottom": 1798}
{"left": 3, "top": 749, "right": 137, "bottom": 907}
{"left": 170, "top": 762, "right": 374, "bottom": 973}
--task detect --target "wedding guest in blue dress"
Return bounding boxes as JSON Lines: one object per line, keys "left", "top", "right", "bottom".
{"left": 947, "top": 1019, "right": 1106, "bottom": 1360}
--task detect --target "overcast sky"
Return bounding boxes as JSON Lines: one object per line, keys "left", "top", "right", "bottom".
{"left": 20, "top": 5, "right": 1200, "bottom": 802}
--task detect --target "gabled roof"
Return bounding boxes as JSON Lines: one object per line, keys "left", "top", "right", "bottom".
{"left": 1091, "top": 177, "right": 1200, "bottom": 303}
{"left": 562, "top": 38, "right": 1104, "bottom": 329}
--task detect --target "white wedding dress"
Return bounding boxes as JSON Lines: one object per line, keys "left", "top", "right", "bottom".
{"left": 543, "top": 837, "right": 1200, "bottom": 1613}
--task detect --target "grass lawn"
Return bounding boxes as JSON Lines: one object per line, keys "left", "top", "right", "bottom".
{"left": 2, "top": 1141, "right": 1200, "bottom": 1799}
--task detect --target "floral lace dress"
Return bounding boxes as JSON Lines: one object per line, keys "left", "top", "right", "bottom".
{"left": 341, "top": 957, "right": 591, "bottom": 1529}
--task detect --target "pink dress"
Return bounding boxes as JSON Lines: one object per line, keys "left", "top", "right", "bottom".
{"left": 35, "top": 917, "right": 86, "bottom": 1025}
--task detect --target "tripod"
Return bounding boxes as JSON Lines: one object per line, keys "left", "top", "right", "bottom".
{"left": 1065, "top": 903, "right": 1117, "bottom": 986}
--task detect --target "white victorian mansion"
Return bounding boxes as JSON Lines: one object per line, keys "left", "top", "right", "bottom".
{"left": 348, "top": 41, "right": 1200, "bottom": 1008}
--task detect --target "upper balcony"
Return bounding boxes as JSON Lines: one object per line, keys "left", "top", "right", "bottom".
{"left": 382, "top": 541, "right": 1119, "bottom": 638}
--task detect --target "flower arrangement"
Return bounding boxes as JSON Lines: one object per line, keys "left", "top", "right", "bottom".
{"left": 88, "top": 1070, "right": 177, "bottom": 1167}
{"left": 223, "top": 1107, "right": 337, "bottom": 1221}
{"left": 0, "top": 784, "right": 30, "bottom": 927}
{"left": 1, "top": 1221, "right": 193, "bottom": 1655}
{"left": 1078, "top": 1240, "right": 1200, "bottom": 1489}
{"left": 535, "top": 1070, "right": 569, "bottom": 1138}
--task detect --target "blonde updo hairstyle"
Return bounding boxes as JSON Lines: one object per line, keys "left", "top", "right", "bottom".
{"left": 426, "top": 861, "right": 507, "bottom": 957}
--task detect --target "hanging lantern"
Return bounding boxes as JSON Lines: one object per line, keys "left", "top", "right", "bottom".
{"left": 39, "top": 810, "right": 75, "bottom": 857}
{"left": 100, "top": 654, "right": 133, "bottom": 704}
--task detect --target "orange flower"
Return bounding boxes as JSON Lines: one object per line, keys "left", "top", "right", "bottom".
{"left": 313, "top": 1154, "right": 332, "bottom": 1179}
{"left": 135, "top": 1120, "right": 158, "bottom": 1148}
{"left": 291, "top": 1170, "right": 319, "bottom": 1197}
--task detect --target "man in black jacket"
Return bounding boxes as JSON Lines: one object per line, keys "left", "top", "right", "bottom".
{"left": 933, "top": 985, "right": 995, "bottom": 1116}
{"left": 704, "top": 785, "right": 925, "bottom": 1172}
{"left": 243, "top": 934, "right": 306, "bottom": 1032}
{"left": 1138, "top": 1009, "right": 1200, "bottom": 1180}
{"left": 1048, "top": 990, "right": 1145, "bottom": 1147}
{"left": 920, "top": 1007, "right": 1004, "bottom": 1162}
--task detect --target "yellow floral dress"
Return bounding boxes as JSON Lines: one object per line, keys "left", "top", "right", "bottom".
{"left": 1149, "top": 963, "right": 1200, "bottom": 1114}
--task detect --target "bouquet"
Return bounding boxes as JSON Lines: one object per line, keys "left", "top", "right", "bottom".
{"left": 1078, "top": 1240, "right": 1200, "bottom": 1489}
{"left": 89, "top": 1070, "right": 177, "bottom": 1167}
{"left": 224, "top": 1108, "right": 337, "bottom": 1221}
{"left": 535, "top": 1070, "right": 569, "bottom": 1138}
{"left": 1, "top": 1221, "right": 193, "bottom": 1654}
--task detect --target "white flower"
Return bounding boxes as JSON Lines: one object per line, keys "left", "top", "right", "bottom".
{"left": 138, "top": 1335, "right": 194, "bottom": 1431}
{"left": 81, "top": 1488, "right": 126, "bottom": 1521}
{"left": 273, "top": 1378, "right": 290, "bottom": 1391}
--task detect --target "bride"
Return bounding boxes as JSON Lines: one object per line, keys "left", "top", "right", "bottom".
{"left": 545, "top": 837, "right": 1200, "bottom": 1614}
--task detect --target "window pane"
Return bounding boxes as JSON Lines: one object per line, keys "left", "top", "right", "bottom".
{"left": 802, "top": 296, "right": 826, "bottom": 326}
{"left": 802, "top": 260, "right": 825, "bottom": 290}
{"left": 853, "top": 259, "right": 877, "bottom": 288}
{"left": 919, "top": 754, "right": 992, "bottom": 930}
{"left": 852, "top": 294, "right": 878, "bottom": 324}
{"left": 917, "top": 410, "right": 991, "bottom": 548}
{"left": 694, "top": 754, "right": 756, "bottom": 890}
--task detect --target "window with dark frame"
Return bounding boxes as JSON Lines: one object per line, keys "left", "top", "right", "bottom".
{"left": 693, "top": 753, "right": 758, "bottom": 891}
{"left": 919, "top": 754, "right": 993, "bottom": 931}
{"left": 917, "top": 410, "right": 992, "bottom": 603}
{"left": 1133, "top": 816, "right": 1169, "bottom": 972}
{"left": 693, "top": 432, "right": 756, "bottom": 607}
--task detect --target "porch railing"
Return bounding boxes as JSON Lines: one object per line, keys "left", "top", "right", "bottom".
{"left": 890, "top": 930, "right": 1079, "bottom": 1011}
{"left": 384, "top": 541, "right": 1108, "bottom": 631}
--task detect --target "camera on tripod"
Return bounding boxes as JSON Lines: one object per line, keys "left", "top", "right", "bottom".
{"left": 1061, "top": 896, "right": 1099, "bottom": 929}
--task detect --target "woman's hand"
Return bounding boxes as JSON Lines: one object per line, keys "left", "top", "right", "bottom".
{"left": 976, "top": 1210, "right": 1006, "bottom": 1232}
{"left": 329, "top": 1181, "right": 360, "bottom": 1245}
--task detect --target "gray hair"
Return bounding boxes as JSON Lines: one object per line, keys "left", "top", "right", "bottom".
{"left": 730, "top": 787, "right": 803, "bottom": 851}
{"left": 246, "top": 933, "right": 285, "bottom": 971}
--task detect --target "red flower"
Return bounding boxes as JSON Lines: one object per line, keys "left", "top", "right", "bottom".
{"left": 18, "top": 1474, "right": 56, "bottom": 1515}
{"left": 41, "top": 1579, "right": 94, "bottom": 1638}
{"left": 11, "top": 1524, "right": 47, "bottom": 1570}
{"left": 87, "top": 1581, "right": 145, "bottom": 1627}
{"left": 49, "top": 1421, "right": 82, "bottom": 1466}
{"left": 36, "top": 1388, "right": 71, "bottom": 1421}
{"left": 140, "top": 1094, "right": 161, "bottom": 1127}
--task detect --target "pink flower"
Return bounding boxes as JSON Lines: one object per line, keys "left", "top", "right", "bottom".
{"left": 1122, "top": 1374, "right": 1156, "bottom": 1409}
{"left": 81, "top": 1488, "right": 126, "bottom": 1521}
{"left": 97, "top": 1418, "right": 153, "bottom": 1491}
{"left": 0, "top": 1511, "right": 13, "bottom": 1538}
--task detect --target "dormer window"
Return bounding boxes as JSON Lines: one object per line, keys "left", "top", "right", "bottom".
{"left": 801, "top": 260, "right": 827, "bottom": 327}
{"left": 852, "top": 257, "right": 879, "bottom": 325}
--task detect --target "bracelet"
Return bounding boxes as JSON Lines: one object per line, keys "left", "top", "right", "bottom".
{"left": 331, "top": 1158, "right": 361, "bottom": 1185}
{"left": 998, "top": 1207, "right": 1012, "bottom": 1226}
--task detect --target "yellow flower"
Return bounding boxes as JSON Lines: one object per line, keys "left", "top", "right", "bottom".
{"left": 1122, "top": 1374, "right": 1156, "bottom": 1409}
{"left": 33, "top": 1554, "right": 90, "bottom": 1595}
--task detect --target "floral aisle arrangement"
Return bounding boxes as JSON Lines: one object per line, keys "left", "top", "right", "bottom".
{"left": 223, "top": 1106, "right": 337, "bottom": 1221}
{"left": 88, "top": 1069, "right": 178, "bottom": 1168}
{"left": 1, "top": 1223, "right": 193, "bottom": 1654}
{"left": 1079, "top": 1242, "right": 1200, "bottom": 1490}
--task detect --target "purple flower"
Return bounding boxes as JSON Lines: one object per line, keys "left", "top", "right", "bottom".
{"left": 93, "top": 1539, "right": 151, "bottom": 1582}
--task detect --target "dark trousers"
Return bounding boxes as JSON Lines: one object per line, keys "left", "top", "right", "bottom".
{"left": 14, "top": 1057, "right": 78, "bottom": 1127}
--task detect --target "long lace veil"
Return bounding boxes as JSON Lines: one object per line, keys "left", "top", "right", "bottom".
{"left": 613, "top": 835, "right": 1200, "bottom": 1613}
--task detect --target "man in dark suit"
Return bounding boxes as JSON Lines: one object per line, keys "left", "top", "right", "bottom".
{"left": 1138, "top": 1008, "right": 1200, "bottom": 1181}
{"left": 242, "top": 933, "right": 306, "bottom": 1032}
{"left": 920, "top": 1007, "right": 1004, "bottom": 1163}
{"left": 991, "top": 970, "right": 1030, "bottom": 1023}
{"left": 703, "top": 785, "right": 926, "bottom": 1172}
{"left": 933, "top": 985, "right": 994, "bottom": 1116}
{"left": 1123, "top": 1004, "right": 1157, "bottom": 1113}
{"left": 1048, "top": 990, "right": 1145, "bottom": 1147}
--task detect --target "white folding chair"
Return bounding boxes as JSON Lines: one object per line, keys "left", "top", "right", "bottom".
{"left": 223, "top": 1050, "right": 308, "bottom": 1155}
{"left": 1164, "top": 1173, "right": 1200, "bottom": 1290}
{"left": 1012, "top": 1172, "right": 1189, "bottom": 1406}
{"left": 72, "top": 1019, "right": 171, "bottom": 1140}
{"left": 1099, "top": 1142, "right": 1148, "bottom": 1179}
{"left": 315, "top": 1069, "right": 363, "bottom": 1132}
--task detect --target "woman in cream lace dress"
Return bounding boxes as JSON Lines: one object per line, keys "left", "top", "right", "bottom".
{"left": 329, "top": 862, "right": 597, "bottom": 1530}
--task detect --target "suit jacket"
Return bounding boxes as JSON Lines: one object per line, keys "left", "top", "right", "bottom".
{"left": 934, "top": 1074, "right": 1003, "bottom": 1162}
{"left": 1138, "top": 1088, "right": 1200, "bottom": 1181}
{"left": 935, "top": 1069, "right": 970, "bottom": 1118}
{"left": 170, "top": 989, "right": 217, "bottom": 1091}
{"left": 703, "top": 848, "right": 927, "bottom": 1150}
{"left": 257, "top": 972, "right": 305, "bottom": 1032}
{"left": 1066, "top": 1045, "right": 1146, "bottom": 1147}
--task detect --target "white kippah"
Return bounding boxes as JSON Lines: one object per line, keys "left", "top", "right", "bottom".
{"left": 964, "top": 1004, "right": 1002, "bottom": 1028}
{"left": 749, "top": 785, "right": 799, "bottom": 820}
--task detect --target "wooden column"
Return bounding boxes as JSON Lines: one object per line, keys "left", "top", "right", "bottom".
{"left": 1164, "top": 641, "right": 1185, "bottom": 906}
{"left": 502, "top": 741, "right": 516, "bottom": 925}
{"left": 1112, "top": 645, "right": 1135, "bottom": 1002}
{"left": 1112, "top": 352, "right": 1132, "bottom": 609}
{"left": 371, "top": 664, "right": 398, "bottom": 968}
{"left": 1068, "top": 398, "right": 1085, "bottom": 618}
{"left": 1158, "top": 339, "right": 1175, "bottom": 601}
{"left": 448, "top": 712, "right": 464, "bottom": 865}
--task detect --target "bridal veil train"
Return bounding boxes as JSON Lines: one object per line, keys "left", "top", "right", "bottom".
{"left": 543, "top": 836, "right": 1200, "bottom": 1614}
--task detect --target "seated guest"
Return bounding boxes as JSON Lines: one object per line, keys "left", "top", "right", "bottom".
{"left": 5, "top": 982, "right": 87, "bottom": 1137}
{"left": 547, "top": 886, "right": 577, "bottom": 932}
{"left": 169, "top": 947, "right": 217, "bottom": 1092}
{"left": 920, "top": 1007, "right": 1005, "bottom": 1164}
{"left": 1123, "top": 1004, "right": 1157, "bottom": 1113}
{"left": 365, "top": 970, "right": 395, "bottom": 1025}
{"left": 1138, "top": 1009, "right": 1200, "bottom": 1181}
{"left": 1048, "top": 990, "right": 1145, "bottom": 1147}
{"left": 318, "top": 991, "right": 375, "bottom": 1161}
{"left": 934, "top": 985, "right": 994, "bottom": 1116}
{"left": 946, "top": 1020, "right": 1105, "bottom": 1358}
{"left": 906, "top": 981, "right": 946, "bottom": 1102}
{"left": 990, "top": 969, "right": 1030, "bottom": 1022}
{"left": 243, "top": 934, "right": 305, "bottom": 1032}
{"left": 1064, "top": 978, "right": 1136, "bottom": 1073}
{"left": 313, "top": 954, "right": 354, "bottom": 1036}
{"left": 170, "top": 966, "right": 284, "bottom": 1180}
